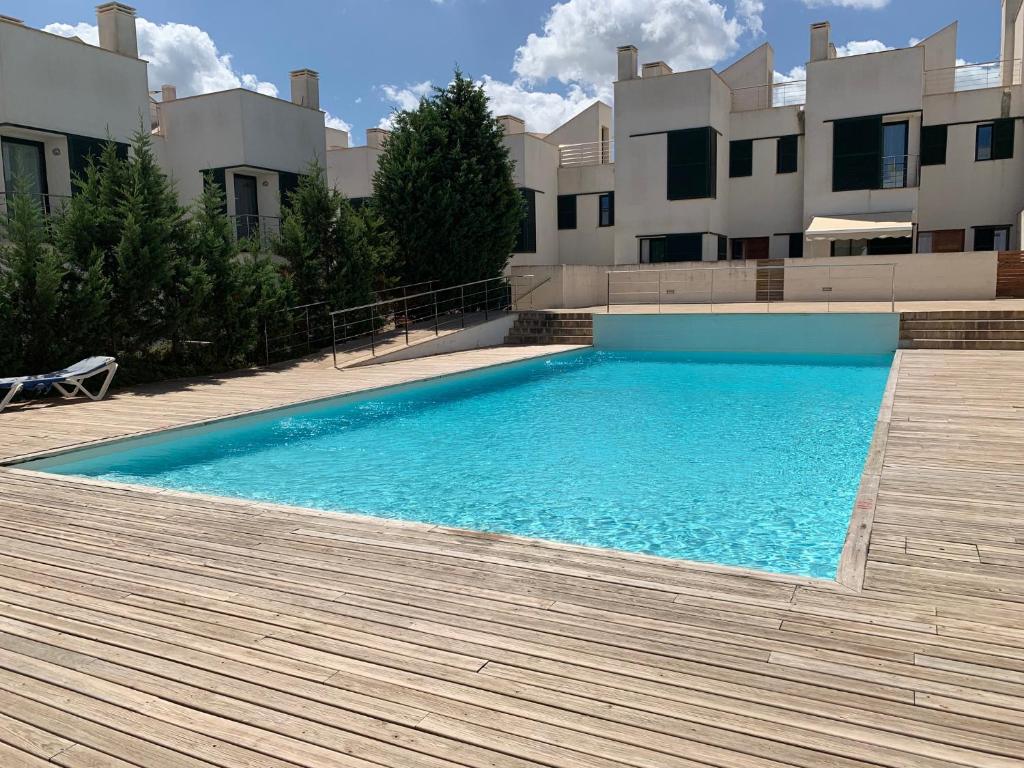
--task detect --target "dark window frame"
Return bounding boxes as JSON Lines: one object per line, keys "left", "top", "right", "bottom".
{"left": 973, "top": 225, "right": 1011, "bottom": 251}
{"left": 787, "top": 233, "right": 804, "bottom": 259}
{"left": 776, "top": 135, "right": 798, "bottom": 174}
{"left": 920, "top": 124, "right": 947, "bottom": 166}
{"left": 513, "top": 188, "right": 537, "bottom": 253}
{"left": 729, "top": 138, "right": 753, "bottom": 178}
{"left": 832, "top": 116, "right": 883, "bottom": 192}
{"left": 976, "top": 123, "right": 994, "bottom": 161}
{"left": 598, "top": 191, "right": 614, "bottom": 227}
{"left": 557, "top": 194, "right": 577, "bottom": 230}
{"left": 667, "top": 127, "right": 717, "bottom": 200}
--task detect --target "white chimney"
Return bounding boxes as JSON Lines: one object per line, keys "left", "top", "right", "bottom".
{"left": 497, "top": 115, "right": 526, "bottom": 135}
{"left": 289, "top": 69, "right": 320, "bottom": 109}
{"left": 161, "top": 84, "right": 177, "bottom": 102}
{"left": 366, "top": 128, "right": 390, "bottom": 149}
{"left": 96, "top": 3, "right": 138, "bottom": 58}
{"left": 642, "top": 61, "right": 673, "bottom": 78}
{"left": 325, "top": 127, "right": 349, "bottom": 150}
{"left": 810, "top": 22, "right": 831, "bottom": 62}
{"left": 617, "top": 45, "right": 638, "bottom": 81}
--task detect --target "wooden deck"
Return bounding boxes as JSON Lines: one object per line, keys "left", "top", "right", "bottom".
{"left": 0, "top": 347, "right": 1022, "bottom": 767}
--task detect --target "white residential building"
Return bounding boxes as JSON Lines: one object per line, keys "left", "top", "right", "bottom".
{"left": 326, "top": 103, "right": 615, "bottom": 268}
{"left": 0, "top": 4, "right": 149, "bottom": 213}
{"left": 152, "top": 68, "right": 326, "bottom": 245}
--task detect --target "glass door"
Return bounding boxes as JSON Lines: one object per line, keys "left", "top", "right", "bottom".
{"left": 2, "top": 137, "right": 48, "bottom": 212}
{"left": 232, "top": 173, "right": 259, "bottom": 240}
{"left": 881, "top": 122, "right": 909, "bottom": 188}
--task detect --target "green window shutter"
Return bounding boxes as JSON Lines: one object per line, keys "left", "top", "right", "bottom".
{"left": 776, "top": 135, "right": 798, "bottom": 173}
{"left": 513, "top": 188, "right": 537, "bottom": 253}
{"left": 665, "top": 233, "right": 703, "bottom": 261}
{"left": 667, "top": 127, "right": 717, "bottom": 200}
{"left": 920, "top": 125, "right": 947, "bottom": 166}
{"left": 557, "top": 194, "right": 577, "bottom": 229}
{"left": 992, "top": 118, "right": 1015, "bottom": 160}
{"left": 832, "top": 116, "right": 882, "bottom": 191}
{"left": 729, "top": 139, "right": 753, "bottom": 177}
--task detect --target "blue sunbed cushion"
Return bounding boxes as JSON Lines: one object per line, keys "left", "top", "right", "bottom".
{"left": 0, "top": 357, "right": 115, "bottom": 390}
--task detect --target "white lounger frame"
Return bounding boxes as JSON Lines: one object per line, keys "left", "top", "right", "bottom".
{"left": 0, "top": 359, "right": 118, "bottom": 413}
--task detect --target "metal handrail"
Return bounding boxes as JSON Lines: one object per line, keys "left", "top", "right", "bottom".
{"left": 924, "top": 58, "right": 1022, "bottom": 94}
{"left": 607, "top": 262, "right": 897, "bottom": 313}
{"left": 0, "top": 191, "right": 72, "bottom": 217}
{"left": 329, "top": 274, "right": 546, "bottom": 366}
{"left": 731, "top": 80, "right": 806, "bottom": 112}
{"left": 558, "top": 140, "right": 614, "bottom": 167}
{"left": 511, "top": 275, "right": 551, "bottom": 309}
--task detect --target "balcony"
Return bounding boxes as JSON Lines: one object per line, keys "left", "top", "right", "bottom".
{"left": 231, "top": 214, "right": 280, "bottom": 252}
{"left": 924, "top": 59, "right": 1023, "bottom": 95}
{"left": 558, "top": 140, "right": 614, "bottom": 168}
{"left": 731, "top": 80, "right": 806, "bottom": 112}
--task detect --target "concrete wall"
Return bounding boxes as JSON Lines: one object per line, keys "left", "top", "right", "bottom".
{"left": 556, "top": 163, "right": 615, "bottom": 265}
{"left": 155, "top": 89, "right": 326, "bottom": 210}
{"left": 327, "top": 145, "right": 382, "bottom": 199}
{"left": 507, "top": 132, "right": 560, "bottom": 266}
{"left": 513, "top": 250, "right": 1000, "bottom": 308}
{"left": 593, "top": 313, "right": 899, "bottom": 355}
{"left": 353, "top": 314, "right": 518, "bottom": 366}
{"left": 544, "top": 101, "right": 612, "bottom": 148}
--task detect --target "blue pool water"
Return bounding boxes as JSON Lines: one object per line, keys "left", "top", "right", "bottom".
{"left": 29, "top": 350, "right": 892, "bottom": 578}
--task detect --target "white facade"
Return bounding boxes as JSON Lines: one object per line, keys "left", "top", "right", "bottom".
{"left": 0, "top": 5, "right": 148, "bottom": 210}
{"left": 614, "top": 2, "right": 1024, "bottom": 264}
{"left": 326, "top": 102, "right": 617, "bottom": 268}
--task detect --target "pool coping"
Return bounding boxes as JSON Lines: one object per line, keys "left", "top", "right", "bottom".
{"left": 3, "top": 346, "right": 899, "bottom": 594}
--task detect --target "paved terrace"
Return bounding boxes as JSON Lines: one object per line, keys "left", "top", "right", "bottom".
{"left": 0, "top": 345, "right": 1022, "bottom": 767}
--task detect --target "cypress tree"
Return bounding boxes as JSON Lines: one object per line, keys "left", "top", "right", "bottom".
{"left": 373, "top": 70, "right": 522, "bottom": 287}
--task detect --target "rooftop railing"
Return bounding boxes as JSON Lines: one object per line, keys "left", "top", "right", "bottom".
{"left": 731, "top": 80, "right": 806, "bottom": 112}
{"left": 558, "top": 140, "right": 614, "bottom": 167}
{"left": 924, "top": 59, "right": 1022, "bottom": 94}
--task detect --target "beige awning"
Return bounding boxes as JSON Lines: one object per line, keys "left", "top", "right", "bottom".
{"left": 805, "top": 211, "right": 914, "bottom": 241}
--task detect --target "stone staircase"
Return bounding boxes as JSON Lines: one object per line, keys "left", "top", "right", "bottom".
{"left": 900, "top": 310, "right": 1024, "bottom": 350}
{"left": 505, "top": 311, "right": 593, "bottom": 345}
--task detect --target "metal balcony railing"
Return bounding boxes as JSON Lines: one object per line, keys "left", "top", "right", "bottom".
{"left": 231, "top": 214, "right": 280, "bottom": 251}
{"left": 731, "top": 80, "right": 806, "bottom": 112}
{"left": 0, "top": 192, "right": 71, "bottom": 218}
{"left": 924, "top": 59, "right": 1022, "bottom": 94}
{"left": 558, "top": 140, "right": 614, "bottom": 167}
{"left": 881, "top": 154, "right": 919, "bottom": 189}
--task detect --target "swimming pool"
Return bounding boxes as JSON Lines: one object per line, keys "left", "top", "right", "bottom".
{"left": 26, "top": 350, "right": 892, "bottom": 579}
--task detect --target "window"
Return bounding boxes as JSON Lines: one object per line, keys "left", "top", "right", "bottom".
{"left": 920, "top": 125, "right": 947, "bottom": 166}
{"left": 513, "top": 189, "right": 536, "bottom": 252}
{"left": 976, "top": 124, "right": 994, "bottom": 160}
{"left": 1, "top": 136, "right": 48, "bottom": 211}
{"left": 667, "top": 127, "right": 717, "bottom": 200}
{"left": 831, "top": 237, "right": 912, "bottom": 256}
{"left": 598, "top": 192, "right": 614, "bottom": 227}
{"left": 833, "top": 116, "right": 882, "bottom": 191}
{"left": 729, "top": 139, "right": 753, "bottom": 178}
{"left": 639, "top": 233, "right": 702, "bottom": 263}
{"left": 788, "top": 233, "right": 804, "bottom": 259}
{"left": 776, "top": 135, "right": 798, "bottom": 174}
{"left": 974, "top": 225, "right": 1011, "bottom": 251}
{"left": 557, "top": 194, "right": 577, "bottom": 230}
{"left": 917, "top": 229, "right": 964, "bottom": 253}
{"left": 717, "top": 234, "right": 728, "bottom": 261}
{"left": 976, "top": 120, "right": 1013, "bottom": 161}
{"left": 731, "top": 237, "right": 770, "bottom": 260}
{"left": 881, "top": 122, "right": 909, "bottom": 188}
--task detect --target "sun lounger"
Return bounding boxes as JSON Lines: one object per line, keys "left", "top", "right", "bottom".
{"left": 0, "top": 356, "right": 118, "bottom": 412}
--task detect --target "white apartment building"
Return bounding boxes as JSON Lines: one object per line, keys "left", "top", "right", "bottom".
{"left": 0, "top": 4, "right": 149, "bottom": 214}
{"left": 326, "top": 102, "right": 616, "bottom": 268}
{"left": 614, "top": 0, "right": 1024, "bottom": 264}
{"left": 0, "top": 4, "right": 327, "bottom": 250}
{"left": 151, "top": 68, "right": 326, "bottom": 245}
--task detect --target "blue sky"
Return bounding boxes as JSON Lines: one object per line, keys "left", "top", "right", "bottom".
{"left": 14, "top": 1, "right": 998, "bottom": 140}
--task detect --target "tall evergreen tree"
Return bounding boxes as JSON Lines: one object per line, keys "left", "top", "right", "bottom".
{"left": 373, "top": 70, "right": 522, "bottom": 287}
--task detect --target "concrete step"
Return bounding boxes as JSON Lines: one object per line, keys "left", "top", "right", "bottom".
{"left": 899, "top": 329, "right": 1024, "bottom": 340}
{"left": 517, "top": 311, "right": 594, "bottom": 321}
{"left": 505, "top": 333, "right": 593, "bottom": 345}
{"left": 900, "top": 310, "right": 1024, "bottom": 321}
{"left": 906, "top": 339, "right": 1024, "bottom": 350}
{"left": 901, "top": 319, "right": 1024, "bottom": 331}
{"left": 512, "top": 318, "right": 593, "bottom": 327}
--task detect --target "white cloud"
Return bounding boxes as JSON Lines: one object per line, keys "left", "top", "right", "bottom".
{"left": 834, "top": 39, "right": 892, "bottom": 57}
{"left": 513, "top": 0, "right": 754, "bottom": 92}
{"left": 737, "top": 0, "right": 765, "bottom": 37}
{"left": 377, "top": 81, "right": 434, "bottom": 128}
{"left": 802, "top": 0, "right": 889, "bottom": 8}
{"left": 325, "top": 113, "right": 353, "bottom": 133}
{"left": 44, "top": 18, "right": 278, "bottom": 97}
{"left": 480, "top": 77, "right": 601, "bottom": 133}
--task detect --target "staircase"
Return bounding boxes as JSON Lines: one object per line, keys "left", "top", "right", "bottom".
{"left": 505, "top": 311, "right": 593, "bottom": 345}
{"left": 900, "top": 310, "right": 1024, "bottom": 350}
